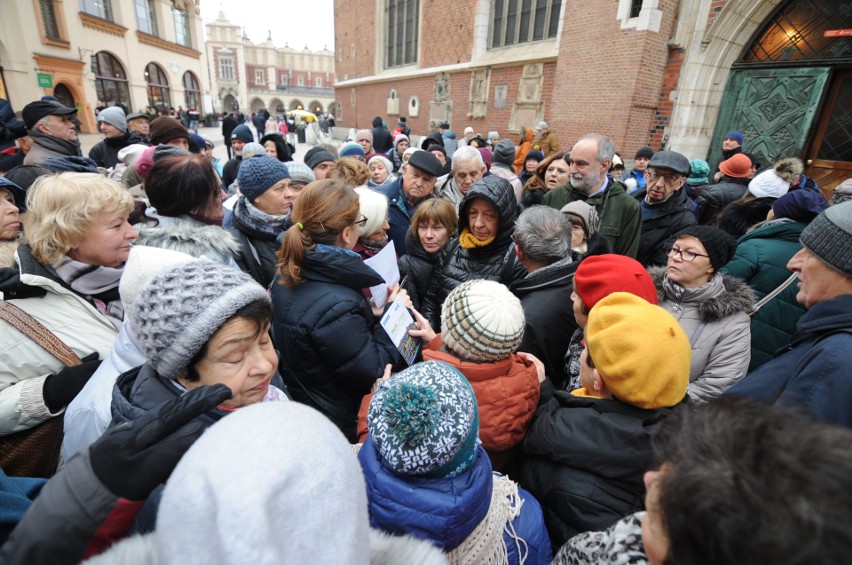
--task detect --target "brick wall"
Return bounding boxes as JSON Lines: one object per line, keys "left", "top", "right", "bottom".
{"left": 706, "top": 0, "right": 732, "bottom": 32}
{"left": 420, "top": 2, "right": 477, "bottom": 68}
{"left": 335, "top": 0, "right": 379, "bottom": 79}
{"left": 647, "top": 46, "right": 685, "bottom": 152}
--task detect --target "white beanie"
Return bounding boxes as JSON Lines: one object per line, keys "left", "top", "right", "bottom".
{"left": 748, "top": 169, "right": 789, "bottom": 199}
{"left": 157, "top": 402, "right": 371, "bottom": 565}
{"left": 117, "top": 143, "right": 150, "bottom": 167}
{"left": 354, "top": 187, "right": 389, "bottom": 237}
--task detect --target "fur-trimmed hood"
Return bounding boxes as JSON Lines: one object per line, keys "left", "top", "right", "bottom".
{"left": 649, "top": 266, "right": 754, "bottom": 323}
{"left": 134, "top": 224, "right": 239, "bottom": 264}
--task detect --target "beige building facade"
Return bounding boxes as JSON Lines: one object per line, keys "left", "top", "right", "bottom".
{"left": 0, "top": 0, "right": 209, "bottom": 134}
{"left": 205, "top": 11, "right": 336, "bottom": 116}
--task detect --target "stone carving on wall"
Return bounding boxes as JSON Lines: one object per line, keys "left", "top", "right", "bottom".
{"left": 387, "top": 89, "right": 399, "bottom": 115}
{"left": 468, "top": 67, "right": 491, "bottom": 119}
{"left": 494, "top": 85, "right": 508, "bottom": 109}
{"left": 429, "top": 72, "right": 451, "bottom": 124}
{"left": 509, "top": 63, "right": 544, "bottom": 132}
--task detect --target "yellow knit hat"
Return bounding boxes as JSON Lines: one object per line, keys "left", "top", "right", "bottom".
{"left": 586, "top": 292, "right": 689, "bottom": 409}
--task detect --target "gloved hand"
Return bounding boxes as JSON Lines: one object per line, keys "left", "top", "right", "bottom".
{"left": 42, "top": 352, "right": 101, "bottom": 412}
{"left": 89, "top": 384, "right": 232, "bottom": 501}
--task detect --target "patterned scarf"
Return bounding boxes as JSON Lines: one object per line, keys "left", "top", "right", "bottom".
{"left": 234, "top": 196, "right": 290, "bottom": 239}
{"left": 357, "top": 236, "right": 387, "bottom": 256}
{"left": 53, "top": 256, "right": 124, "bottom": 329}
{"left": 458, "top": 228, "right": 496, "bottom": 249}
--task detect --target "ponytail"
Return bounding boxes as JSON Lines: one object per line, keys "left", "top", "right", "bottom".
{"left": 276, "top": 179, "right": 359, "bottom": 287}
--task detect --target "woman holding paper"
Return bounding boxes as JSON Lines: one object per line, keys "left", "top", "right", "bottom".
{"left": 271, "top": 179, "right": 405, "bottom": 442}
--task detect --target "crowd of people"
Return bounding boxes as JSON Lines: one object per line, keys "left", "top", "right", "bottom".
{"left": 0, "top": 95, "right": 851, "bottom": 564}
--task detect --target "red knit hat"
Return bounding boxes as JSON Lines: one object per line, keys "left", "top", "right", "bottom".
{"left": 719, "top": 153, "right": 752, "bottom": 179}
{"left": 574, "top": 254, "right": 658, "bottom": 309}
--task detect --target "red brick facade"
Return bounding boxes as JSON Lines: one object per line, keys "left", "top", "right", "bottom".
{"left": 334, "top": 1, "right": 734, "bottom": 159}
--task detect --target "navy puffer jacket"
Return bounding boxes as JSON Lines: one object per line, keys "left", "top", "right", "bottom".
{"left": 271, "top": 247, "right": 400, "bottom": 442}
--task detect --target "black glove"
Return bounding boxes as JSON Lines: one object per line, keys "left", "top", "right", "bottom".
{"left": 42, "top": 352, "right": 101, "bottom": 412}
{"left": 89, "top": 384, "right": 232, "bottom": 501}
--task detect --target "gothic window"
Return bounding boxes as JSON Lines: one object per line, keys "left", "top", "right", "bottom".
{"left": 490, "top": 0, "right": 562, "bottom": 49}
{"left": 386, "top": 0, "right": 419, "bottom": 67}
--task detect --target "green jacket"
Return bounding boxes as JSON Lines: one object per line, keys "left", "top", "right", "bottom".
{"left": 720, "top": 219, "right": 807, "bottom": 371}
{"left": 543, "top": 179, "right": 641, "bottom": 258}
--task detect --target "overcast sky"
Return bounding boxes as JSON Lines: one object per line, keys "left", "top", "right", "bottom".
{"left": 201, "top": 1, "right": 336, "bottom": 52}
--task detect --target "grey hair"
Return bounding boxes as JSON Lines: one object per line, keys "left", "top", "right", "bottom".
{"left": 513, "top": 205, "right": 572, "bottom": 264}
{"left": 578, "top": 133, "right": 615, "bottom": 163}
{"left": 452, "top": 145, "right": 484, "bottom": 170}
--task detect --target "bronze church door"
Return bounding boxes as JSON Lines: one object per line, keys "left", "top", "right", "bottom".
{"left": 804, "top": 70, "right": 852, "bottom": 199}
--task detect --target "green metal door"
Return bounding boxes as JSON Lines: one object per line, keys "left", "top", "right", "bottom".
{"left": 709, "top": 67, "right": 830, "bottom": 172}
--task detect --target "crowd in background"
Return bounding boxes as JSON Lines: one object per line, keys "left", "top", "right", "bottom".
{"left": 0, "top": 95, "right": 851, "bottom": 564}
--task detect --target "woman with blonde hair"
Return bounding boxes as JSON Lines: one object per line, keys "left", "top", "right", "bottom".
{"left": 0, "top": 172, "right": 136, "bottom": 473}
{"left": 271, "top": 179, "right": 404, "bottom": 441}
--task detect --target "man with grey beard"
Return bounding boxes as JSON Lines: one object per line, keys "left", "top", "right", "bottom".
{"left": 543, "top": 133, "right": 641, "bottom": 258}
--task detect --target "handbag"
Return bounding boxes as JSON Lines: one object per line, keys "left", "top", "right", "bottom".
{"left": 0, "top": 300, "right": 82, "bottom": 478}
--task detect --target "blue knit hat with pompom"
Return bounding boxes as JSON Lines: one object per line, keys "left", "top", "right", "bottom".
{"left": 368, "top": 361, "right": 479, "bottom": 478}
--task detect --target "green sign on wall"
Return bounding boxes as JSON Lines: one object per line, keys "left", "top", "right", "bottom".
{"left": 37, "top": 73, "right": 53, "bottom": 88}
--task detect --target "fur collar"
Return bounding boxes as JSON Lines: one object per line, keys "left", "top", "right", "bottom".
{"left": 649, "top": 266, "right": 754, "bottom": 323}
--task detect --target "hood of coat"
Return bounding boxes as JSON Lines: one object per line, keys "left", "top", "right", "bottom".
{"left": 735, "top": 218, "right": 805, "bottom": 245}
{"left": 522, "top": 128, "right": 534, "bottom": 144}
{"left": 403, "top": 229, "right": 441, "bottom": 264}
{"left": 650, "top": 266, "right": 755, "bottom": 323}
{"left": 301, "top": 247, "right": 384, "bottom": 289}
{"left": 135, "top": 224, "right": 240, "bottom": 262}
{"left": 358, "top": 436, "right": 492, "bottom": 551}
{"left": 422, "top": 132, "right": 444, "bottom": 149}
{"left": 372, "top": 116, "right": 384, "bottom": 128}
{"left": 458, "top": 175, "right": 518, "bottom": 251}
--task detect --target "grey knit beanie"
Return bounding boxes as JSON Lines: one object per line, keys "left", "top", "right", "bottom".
{"left": 238, "top": 155, "right": 290, "bottom": 202}
{"left": 285, "top": 161, "right": 316, "bottom": 186}
{"left": 97, "top": 106, "right": 127, "bottom": 132}
{"left": 493, "top": 139, "right": 516, "bottom": 167}
{"left": 368, "top": 361, "right": 479, "bottom": 478}
{"left": 800, "top": 199, "right": 852, "bottom": 277}
{"left": 441, "top": 280, "right": 525, "bottom": 362}
{"left": 131, "top": 260, "right": 270, "bottom": 379}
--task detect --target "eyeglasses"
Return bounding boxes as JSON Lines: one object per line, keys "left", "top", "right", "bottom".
{"left": 668, "top": 247, "right": 709, "bottom": 262}
{"left": 355, "top": 215, "right": 369, "bottom": 228}
{"left": 646, "top": 172, "right": 682, "bottom": 184}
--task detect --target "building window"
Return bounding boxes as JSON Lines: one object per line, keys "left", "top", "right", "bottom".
{"left": 255, "top": 69, "right": 265, "bottom": 85}
{"left": 219, "top": 54, "right": 234, "bottom": 81}
{"left": 173, "top": 7, "right": 191, "bottom": 47}
{"left": 629, "top": 0, "right": 643, "bottom": 18}
{"left": 92, "top": 51, "right": 130, "bottom": 108}
{"left": 280, "top": 74, "right": 289, "bottom": 86}
{"left": 316, "top": 77, "right": 322, "bottom": 87}
{"left": 40, "top": 0, "right": 62, "bottom": 39}
{"left": 385, "top": 0, "right": 419, "bottom": 68}
{"left": 490, "top": 0, "right": 562, "bottom": 48}
{"left": 145, "top": 62, "right": 171, "bottom": 112}
{"left": 183, "top": 71, "right": 200, "bottom": 110}
{"left": 297, "top": 76, "right": 304, "bottom": 86}
{"left": 135, "top": 0, "right": 158, "bottom": 36}
{"left": 80, "top": 0, "right": 113, "bottom": 21}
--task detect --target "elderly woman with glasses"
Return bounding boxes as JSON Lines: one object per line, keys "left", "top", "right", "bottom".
{"left": 649, "top": 225, "right": 754, "bottom": 403}
{"left": 271, "top": 179, "right": 407, "bottom": 442}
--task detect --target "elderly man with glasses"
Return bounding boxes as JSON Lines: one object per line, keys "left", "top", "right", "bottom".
{"left": 633, "top": 150, "right": 699, "bottom": 266}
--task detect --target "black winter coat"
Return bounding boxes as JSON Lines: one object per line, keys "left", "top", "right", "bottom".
{"left": 371, "top": 117, "right": 393, "bottom": 154}
{"left": 510, "top": 257, "right": 578, "bottom": 389}
{"left": 521, "top": 389, "right": 681, "bottom": 547}
{"left": 694, "top": 177, "right": 749, "bottom": 224}
{"left": 88, "top": 131, "right": 145, "bottom": 169}
{"left": 271, "top": 248, "right": 400, "bottom": 441}
{"left": 222, "top": 156, "right": 242, "bottom": 190}
{"left": 398, "top": 230, "right": 448, "bottom": 314}
{"left": 421, "top": 176, "right": 526, "bottom": 328}
{"left": 259, "top": 132, "right": 293, "bottom": 162}
{"left": 635, "top": 187, "right": 698, "bottom": 267}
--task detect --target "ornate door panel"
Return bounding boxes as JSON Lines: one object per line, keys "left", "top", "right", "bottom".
{"left": 709, "top": 67, "right": 830, "bottom": 172}
{"left": 805, "top": 71, "right": 852, "bottom": 199}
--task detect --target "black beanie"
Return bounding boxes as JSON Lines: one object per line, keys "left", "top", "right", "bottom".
{"left": 676, "top": 225, "right": 737, "bottom": 272}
